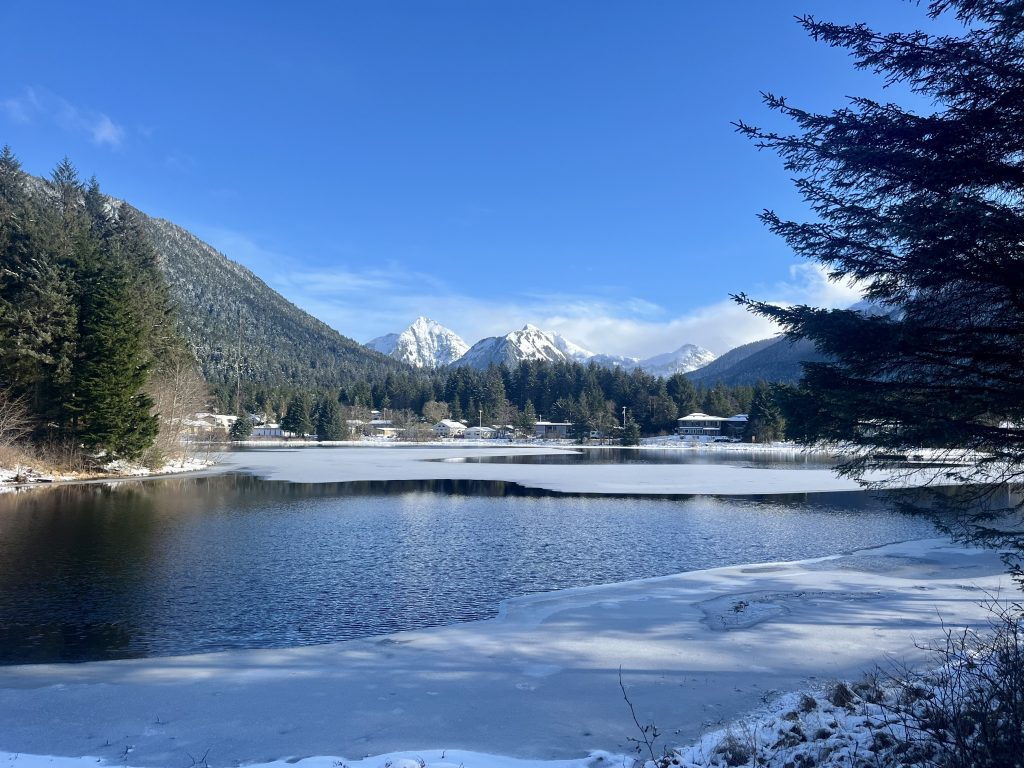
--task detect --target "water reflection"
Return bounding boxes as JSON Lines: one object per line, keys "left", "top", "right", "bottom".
{"left": 0, "top": 475, "right": 936, "bottom": 664}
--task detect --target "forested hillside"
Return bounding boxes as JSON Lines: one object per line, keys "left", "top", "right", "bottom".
{"left": 687, "top": 336, "right": 822, "bottom": 386}
{"left": 139, "top": 214, "right": 404, "bottom": 402}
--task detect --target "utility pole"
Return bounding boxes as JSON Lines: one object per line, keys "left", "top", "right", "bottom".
{"left": 479, "top": 409, "right": 483, "bottom": 428}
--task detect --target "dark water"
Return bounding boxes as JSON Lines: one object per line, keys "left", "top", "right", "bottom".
{"left": 0, "top": 475, "right": 936, "bottom": 665}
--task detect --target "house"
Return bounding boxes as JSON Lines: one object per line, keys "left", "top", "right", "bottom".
{"left": 534, "top": 421, "right": 572, "bottom": 439}
{"left": 465, "top": 426, "right": 497, "bottom": 440}
{"left": 677, "top": 412, "right": 723, "bottom": 440}
{"left": 251, "top": 425, "right": 296, "bottom": 439}
{"left": 433, "top": 419, "right": 468, "bottom": 438}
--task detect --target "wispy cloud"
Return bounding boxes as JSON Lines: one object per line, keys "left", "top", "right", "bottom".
{"left": 0, "top": 86, "right": 125, "bottom": 148}
{"left": 198, "top": 226, "right": 863, "bottom": 358}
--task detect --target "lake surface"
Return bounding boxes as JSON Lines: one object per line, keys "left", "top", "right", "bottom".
{"left": 437, "top": 446, "right": 835, "bottom": 469}
{"left": 0, "top": 471, "right": 937, "bottom": 665}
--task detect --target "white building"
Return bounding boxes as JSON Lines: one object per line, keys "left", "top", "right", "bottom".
{"left": 677, "top": 412, "right": 723, "bottom": 440}
{"left": 464, "top": 426, "right": 496, "bottom": 440}
{"left": 433, "top": 419, "right": 468, "bottom": 438}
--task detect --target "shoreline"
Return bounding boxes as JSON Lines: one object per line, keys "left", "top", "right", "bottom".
{"left": 0, "top": 536, "right": 1008, "bottom": 768}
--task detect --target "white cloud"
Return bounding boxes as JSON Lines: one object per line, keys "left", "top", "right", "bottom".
{"left": 0, "top": 96, "right": 32, "bottom": 123}
{"left": 197, "top": 227, "right": 864, "bottom": 358}
{"left": 0, "top": 86, "right": 125, "bottom": 148}
{"left": 91, "top": 114, "right": 124, "bottom": 147}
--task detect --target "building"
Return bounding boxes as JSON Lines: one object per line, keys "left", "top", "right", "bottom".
{"left": 464, "top": 426, "right": 497, "bottom": 440}
{"left": 534, "top": 421, "right": 572, "bottom": 439}
{"left": 433, "top": 419, "right": 468, "bottom": 438}
{"left": 251, "top": 425, "right": 290, "bottom": 439}
{"left": 676, "top": 412, "right": 723, "bottom": 440}
{"left": 722, "top": 414, "right": 749, "bottom": 439}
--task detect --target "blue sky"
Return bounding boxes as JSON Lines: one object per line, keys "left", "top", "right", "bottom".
{"left": 1, "top": 1, "right": 955, "bottom": 357}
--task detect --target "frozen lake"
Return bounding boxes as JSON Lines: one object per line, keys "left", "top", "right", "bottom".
{"left": 0, "top": 462, "right": 936, "bottom": 664}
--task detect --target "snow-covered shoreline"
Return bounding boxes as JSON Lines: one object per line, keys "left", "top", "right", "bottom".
{"left": 0, "top": 455, "right": 216, "bottom": 492}
{"left": 0, "top": 537, "right": 1009, "bottom": 768}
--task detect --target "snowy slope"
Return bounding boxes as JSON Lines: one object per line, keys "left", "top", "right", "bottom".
{"left": 366, "top": 317, "right": 469, "bottom": 368}
{"left": 549, "top": 332, "right": 594, "bottom": 362}
{"left": 636, "top": 343, "right": 717, "bottom": 377}
{"left": 455, "top": 325, "right": 573, "bottom": 368}
{"left": 366, "top": 332, "right": 401, "bottom": 355}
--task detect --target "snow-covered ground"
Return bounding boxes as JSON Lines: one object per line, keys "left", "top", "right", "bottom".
{"left": 216, "top": 444, "right": 872, "bottom": 495}
{"left": 0, "top": 538, "right": 1009, "bottom": 768}
{"left": 0, "top": 455, "right": 214, "bottom": 491}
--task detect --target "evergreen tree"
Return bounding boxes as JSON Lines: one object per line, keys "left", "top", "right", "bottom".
{"left": 315, "top": 395, "right": 345, "bottom": 440}
{"left": 0, "top": 149, "right": 78, "bottom": 433}
{"left": 74, "top": 261, "right": 159, "bottom": 459}
{"left": 744, "top": 385, "right": 786, "bottom": 443}
{"left": 735, "top": 1, "right": 1024, "bottom": 490}
{"left": 230, "top": 415, "right": 253, "bottom": 440}
{"left": 621, "top": 418, "right": 641, "bottom": 447}
{"left": 518, "top": 400, "right": 538, "bottom": 436}
{"left": 281, "top": 393, "right": 312, "bottom": 436}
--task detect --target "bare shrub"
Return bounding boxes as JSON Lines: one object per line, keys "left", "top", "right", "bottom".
{"left": 0, "top": 389, "right": 32, "bottom": 449}
{"left": 827, "top": 681, "right": 857, "bottom": 709}
{"left": 146, "top": 355, "right": 209, "bottom": 465}
{"left": 878, "top": 599, "right": 1024, "bottom": 768}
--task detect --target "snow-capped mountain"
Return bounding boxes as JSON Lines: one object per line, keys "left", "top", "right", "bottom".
{"left": 366, "top": 316, "right": 469, "bottom": 368}
{"left": 636, "top": 344, "right": 717, "bottom": 377}
{"left": 589, "top": 352, "right": 642, "bottom": 370}
{"left": 454, "top": 324, "right": 581, "bottom": 369}
{"left": 372, "top": 318, "right": 718, "bottom": 377}
{"left": 549, "top": 332, "right": 594, "bottom": 362}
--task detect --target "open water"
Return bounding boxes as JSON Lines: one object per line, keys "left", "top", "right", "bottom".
{"left": 0, "top": 465, "right": 936, "bottom": 664}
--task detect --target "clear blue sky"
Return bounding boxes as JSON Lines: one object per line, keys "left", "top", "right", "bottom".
{"left": 1, "top": 1, "right": 956, "bottom": 357}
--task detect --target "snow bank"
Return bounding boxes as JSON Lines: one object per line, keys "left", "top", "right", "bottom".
{"left": 0, "top": 538, "right": 1008, "bottom": 768}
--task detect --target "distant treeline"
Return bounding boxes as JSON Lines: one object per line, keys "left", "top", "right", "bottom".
{"left": 218, "top": 358, "right": 786, "bottom": 441}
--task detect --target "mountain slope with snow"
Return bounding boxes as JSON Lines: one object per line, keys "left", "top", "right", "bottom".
{"left": 454, "top": 325, "right": 577, "bottom": 369}
{"left": 452, "top": 324, "right": 716, "bottom": 376}
{"left": 367, "top": 316, "right": 469, "bottom": 368}
{"left": 636, "top": 343, "right": 717, "bottom": 378}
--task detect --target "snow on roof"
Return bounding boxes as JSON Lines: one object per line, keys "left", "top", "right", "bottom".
{"left": 435, "top": 420, "right": 468, "bottom": 429}
{"left": 678, "top": 412, "right": 723, "bottom": 421}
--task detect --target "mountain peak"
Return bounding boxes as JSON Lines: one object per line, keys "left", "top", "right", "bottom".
{"left": 366, "top": 318, "right": 469, "bottom": 368}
